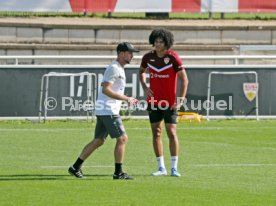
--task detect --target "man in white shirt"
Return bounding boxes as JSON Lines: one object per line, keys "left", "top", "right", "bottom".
{"left": 69, "top": 42, "right": 139, "bottom": 180}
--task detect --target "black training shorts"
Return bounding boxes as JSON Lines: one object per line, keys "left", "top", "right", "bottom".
{"left": 147, "top": 105, "right": 177, "bottom": 124}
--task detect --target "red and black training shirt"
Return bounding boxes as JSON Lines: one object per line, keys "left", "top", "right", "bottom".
{"left": 140, "top": 50, "right": 185, "bottom": 107}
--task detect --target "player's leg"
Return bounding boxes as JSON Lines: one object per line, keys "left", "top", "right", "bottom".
{"left": 150, "top": 121, "right": 167, "bottom": 176}
{"left": 79, "top": 138, "right": 105, "bottom": 161}
{"left": 164, "top": 109, "right": 181, "bottom": 177}
{"left": 114, "top": 135, "right": 128, "bottom": 164}
{"left": 151, "top": 121, "right": 163, "bottom": 157}
{"left": 165, "top": 123, "right": 179, "bottom": 157}
{"left": 113, "top": 134, "right": 133, "bottom": 179}
{"left": 68, "top": 116, "right": 107, "bottom": 178}
{"left": 148, "top": 106, "right": 167, "bottom": 175}
{"left": 105, "top": 115, "right": 133, "bottom": 180}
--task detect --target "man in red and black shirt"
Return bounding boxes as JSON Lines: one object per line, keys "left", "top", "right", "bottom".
{"left": 139, "top": 29, "right": 188, "bottom": 177}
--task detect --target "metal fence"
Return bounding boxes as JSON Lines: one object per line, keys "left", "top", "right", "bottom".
{"left": 2, "top": 55, "right": 276, "bottom": 66}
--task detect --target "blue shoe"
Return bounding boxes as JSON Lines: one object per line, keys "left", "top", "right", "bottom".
{"left": 152, "top": 167, "right": 167, "bottom": 176}
{"left": 171, "top": 168, "right": 181, "bottom": 177}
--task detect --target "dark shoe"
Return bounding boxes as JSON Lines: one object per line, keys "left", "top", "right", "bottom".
{"left": 113, "top": 172, "right": 134, "bottom": 180}
{"left": 68, "top": 166, "right": 84, "bottom": 178}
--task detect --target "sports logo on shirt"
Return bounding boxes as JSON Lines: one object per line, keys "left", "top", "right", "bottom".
{"left": 150, "top": 73, "right": 169, "bottom": 79}
{"left": 164, "top": 57, "right": 170, "bottom": 64}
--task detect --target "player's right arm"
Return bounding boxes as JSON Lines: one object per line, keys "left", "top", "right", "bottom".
{"left": 102, "top": 66, "right": 138, "bottom": 104}
{"left": 102, "top": 82, "right": 138, "bottom": 104}
{"left": 139, "top": 66, "right": 153, "bottom": 98}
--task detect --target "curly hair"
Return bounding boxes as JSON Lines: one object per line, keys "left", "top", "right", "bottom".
{"left": 149, "top": 28, "right": 174, "bottom": 49}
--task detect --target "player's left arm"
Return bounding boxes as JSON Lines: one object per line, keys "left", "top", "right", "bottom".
{"left": 177, "top": 68, "right": 189, "bottom": 108}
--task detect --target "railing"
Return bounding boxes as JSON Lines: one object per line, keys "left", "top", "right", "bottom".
{"left": 1, "top": 55, "right": 276, "bottom": 66}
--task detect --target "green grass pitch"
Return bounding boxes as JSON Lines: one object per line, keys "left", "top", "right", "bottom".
{"left": 0, "top": 120, "right": 275, "bottom": 206}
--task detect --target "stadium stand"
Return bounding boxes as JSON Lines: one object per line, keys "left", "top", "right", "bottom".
{"left": 1, "top": 18, "right": 276, "bottom": 65}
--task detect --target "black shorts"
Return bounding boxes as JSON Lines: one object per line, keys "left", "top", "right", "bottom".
{"left": 147, "top": 105, "right": 177, "bottom": 124}
{"left": 94, "top": 115, "right": 126, "bottom": 139}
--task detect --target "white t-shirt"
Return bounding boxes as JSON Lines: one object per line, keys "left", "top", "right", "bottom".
{"left": 95, "top": 60, "right": 126, "bottom": 115}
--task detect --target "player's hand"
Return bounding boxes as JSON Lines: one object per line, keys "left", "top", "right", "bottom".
{"left": 127, "top": 97, "right": 139, "bottom": 105}
{"left": 171, "top": 97, "right": 185, "bottom": 110}
{"left": 143, "top": 87, "right": 153, "bottom": 98}
{"left": 170, "top": 103, "right": 177, "bottom": 111}
{"left": 170, "top": 103, "right": 181, "bottom": 111}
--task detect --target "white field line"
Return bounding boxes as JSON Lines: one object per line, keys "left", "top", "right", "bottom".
{"left": 189, "top": 164, "right": 275, "bottom": 167}
{"left": 190, "top": 141, "right": 276, "bottom": 150}
{"left": 261, "top": 147, "right": 276, "bottom": 151}
{"left": 0, "top": 128, "right": 90, "bottom": 132}
{"left": 1, "top": 128, "right": 274, "bottom": 150}
{"left": 40, "top": 165, "right": 113, "bottom": 168}
{"left": 191, "top": 141, "right": 231, "bottom": 147}
{"left": 41, "top": 164, "right": 275, "bottom": 169}
{"left": 0, "top": 126, "right": 275, "bottom": 132}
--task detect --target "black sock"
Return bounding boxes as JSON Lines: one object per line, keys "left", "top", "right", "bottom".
{"left": 115, "top": 163, "right": 123, "bottom": 175}
{"left": 73, "top": 157, "right": 84, "bottom": 170}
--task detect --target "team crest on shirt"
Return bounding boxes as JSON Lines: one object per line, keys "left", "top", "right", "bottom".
{"left": 164, "top": 57, "right": 170, "bottom": 64}
{"left": 243, "top": 83, "right": 258, "bottom": 102}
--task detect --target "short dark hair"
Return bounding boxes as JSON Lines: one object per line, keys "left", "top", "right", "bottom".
{"left": 149, "top": 28, "right": 174, "bottom": 49}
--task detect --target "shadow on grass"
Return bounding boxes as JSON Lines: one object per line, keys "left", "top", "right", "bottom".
{"left": 0, "top": 174, "right": 112, "bottom": 181}
{"left": 0, "top": 174, "right": 149, "bottom": 181}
